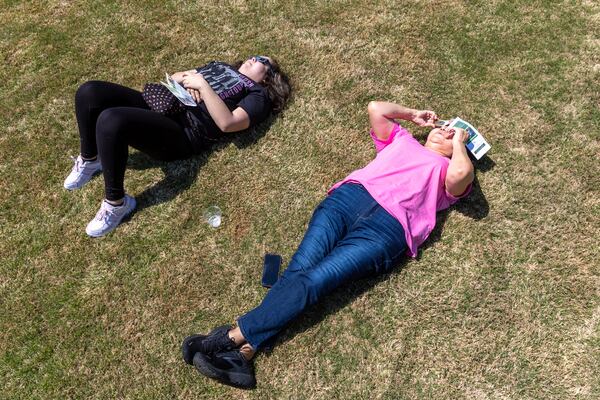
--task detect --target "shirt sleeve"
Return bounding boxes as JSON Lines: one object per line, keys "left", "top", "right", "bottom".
{"left": 445, "top": 183, "right": 472, "bottom": 201}
{"left": 236, "top": 87, "right": 272, "bottom": 126}
{"left": 435, "top": 160, "right": 473, "bottom": 210}
{"left": 369, "top": 122, "right": 410, "bottom": 152}
{"left": 438, "top": 181, "right": 472, "bottom": 209}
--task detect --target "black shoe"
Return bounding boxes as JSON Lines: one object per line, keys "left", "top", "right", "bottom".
{"left": 193, "top": 350, "right": 256, "bottom": 389}
{"left": 181, "top": 325, "right": 235, "bottom": 365}
{"left": 181, "top": 334, "right": 207, "bottom": 365}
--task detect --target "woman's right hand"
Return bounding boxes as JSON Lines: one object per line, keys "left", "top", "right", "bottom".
{"left": 182, "top": 72, "right": 210, "bottom": 92}
{"left": 171, "top": 69, "right": 197, "bottom": 84}
{"left": 411, "top": 110, "right": 438, "bottom": 127}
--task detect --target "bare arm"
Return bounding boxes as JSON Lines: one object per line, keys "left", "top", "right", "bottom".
{"left": 182, "top": 73, "right": 250, "bottom": 133}
{"left": 445, "top": 128, "right": 475, "bottom": 197}
{"left": 368, "top": 101, "right": 438, "bottom": 141}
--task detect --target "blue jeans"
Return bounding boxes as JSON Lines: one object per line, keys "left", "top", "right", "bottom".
{"left": 238, "top": 183, "right": 407, "bottom": 350}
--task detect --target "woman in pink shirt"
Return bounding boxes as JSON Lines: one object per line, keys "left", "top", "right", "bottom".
{"left": 181, "top": 102, "right": 475, "bottom": 389}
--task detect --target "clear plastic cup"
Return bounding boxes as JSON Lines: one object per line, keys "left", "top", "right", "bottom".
{"left": 203, "top": 206, "right": 222, "bottom": 228}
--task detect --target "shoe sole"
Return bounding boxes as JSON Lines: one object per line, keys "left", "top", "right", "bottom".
{"left": 193, "top": 352, "right": 256, "bottom": 390}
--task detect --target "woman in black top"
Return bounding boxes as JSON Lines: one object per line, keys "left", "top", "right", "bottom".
{"left": 63, "top": 56, "right": 291, "bottom": 237}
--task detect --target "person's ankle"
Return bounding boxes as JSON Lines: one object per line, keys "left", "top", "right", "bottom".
{"left": 227, "top": 326, "right": 247, "bottom": 346}
{"left": 105, "top": 198, "right": 124, "bottom": 206}
{"left": 239, "top": 343, "right": 255, "bottom": 360}
{"left": 81, "top": 155, "right": 97, "bottom": 162}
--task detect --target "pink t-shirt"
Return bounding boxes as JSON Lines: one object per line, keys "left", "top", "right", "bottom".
{"left": 329, "top": 123, "right": 470, "bottom": 257}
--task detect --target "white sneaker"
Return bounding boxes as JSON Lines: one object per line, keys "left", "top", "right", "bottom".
{"left": 85, "top": 195, "right": 136, "bottom": 237}
{"left": 64, "top": 155, "right": 102, "bottom": 190}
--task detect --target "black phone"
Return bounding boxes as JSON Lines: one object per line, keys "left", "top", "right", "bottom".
{"left": 262, "top": 254, "right": 282, "bottom": 288}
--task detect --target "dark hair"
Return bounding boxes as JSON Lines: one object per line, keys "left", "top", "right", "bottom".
{"left": 234, "top": 57, "right": 292, "bottom": 115}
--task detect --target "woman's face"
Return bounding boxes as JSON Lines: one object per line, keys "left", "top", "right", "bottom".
{"left": 238, "top": 56, "right": 273, "bottom": 82}
{"left": 425, "top": 127, "right": 455, "bottom": 157}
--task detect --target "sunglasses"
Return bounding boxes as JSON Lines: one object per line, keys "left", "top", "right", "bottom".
{"left": 253, "top": 56, "right": 275, "bottom": 76}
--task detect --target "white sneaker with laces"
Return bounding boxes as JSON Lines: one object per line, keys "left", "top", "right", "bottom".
{"left": 85, "top": 195, "right": 136, "bottom": 237}
{"left": 64, "top": 155, "right": 102, "bottom": 190}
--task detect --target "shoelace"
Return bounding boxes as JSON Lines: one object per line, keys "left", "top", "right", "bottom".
{"left": 70, "top": 155, "right": 83, "bottom": 172}
{"left": 94, "top": 202, "right": 119, "bottom": 223}
{"left": 202, "top": 331, "right": 236, "bottom": 353}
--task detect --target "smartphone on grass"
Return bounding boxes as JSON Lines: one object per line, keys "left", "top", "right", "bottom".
{"left": 262, "top": 254, "right": 282, "bottom": 288}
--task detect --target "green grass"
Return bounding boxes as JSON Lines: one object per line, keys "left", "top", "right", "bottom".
{"left": 1, "top": 0, "right": 599, "bottom": 398}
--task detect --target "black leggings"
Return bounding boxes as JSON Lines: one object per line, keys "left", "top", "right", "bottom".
{"left": 75, "top": 81, "right": 194, "bottom": 201}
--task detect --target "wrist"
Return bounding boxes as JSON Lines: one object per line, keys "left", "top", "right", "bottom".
{"left": 453, "top": 142, "right": 469, "bottom": 157}
{"left": 406, "top": 108, "right": 418, "bottom": 121}
{"left": 197, "top": 81, "right": 210, "bottom": 93}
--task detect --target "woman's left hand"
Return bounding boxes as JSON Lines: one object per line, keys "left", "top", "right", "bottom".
{"left": 451, "top": 128, "right": 469, "bottom": 145}
{"left": 412, "top": 110, "right": 438, "bottom": 127}
{"left": 182, "top": 72, "right": 209, "bottom": 91}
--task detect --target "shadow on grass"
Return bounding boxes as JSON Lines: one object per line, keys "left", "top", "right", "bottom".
{"left": 127, "top": 115, "right": 277, "bottom": 213}
{"left": 261, "top": 157, "right": 494, "bottom": 353}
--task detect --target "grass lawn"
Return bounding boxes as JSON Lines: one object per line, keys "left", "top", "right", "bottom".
{"left": 1, "top": 0, "right": 599, "bottom": 398}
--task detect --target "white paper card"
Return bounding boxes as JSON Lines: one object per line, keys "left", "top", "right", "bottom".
{"left": 448, "top": 117, "right": 491, "bottom": 160}
{"left": 160, "top": 73, "right": 197, "bottom": 107}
